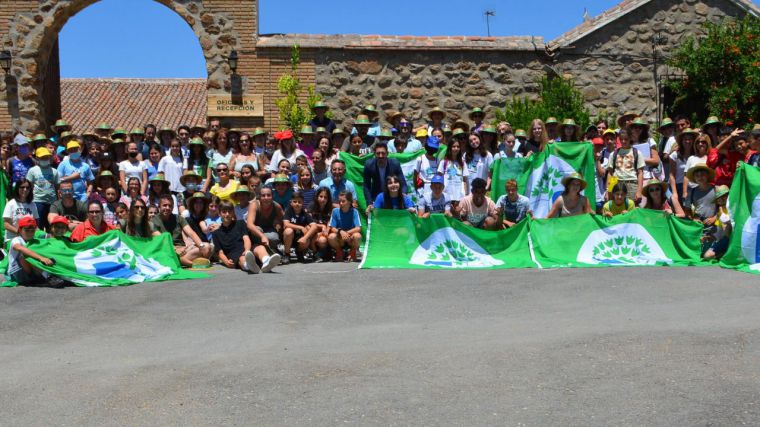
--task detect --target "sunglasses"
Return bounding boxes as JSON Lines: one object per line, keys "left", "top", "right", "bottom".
{"left": 133, "top": 205, "right": 146, "bottom": 210}
{"left": 216, "top": 168, "right": 228, "bottom": 172}
{"left": 21, "top": 226, "right": 36, "bottom": 231}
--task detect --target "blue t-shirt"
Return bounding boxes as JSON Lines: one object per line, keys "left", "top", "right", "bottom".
{"left": 318, "top": 176, "right": 358, "bottom": 201}
{"left": 373, "top": 193, "right": 414, "bottom": 210}
{"left": 57, "top": 157, "right": 94, "bottom": 201}
{"left": 495, "top": 194, "right": 531, "bottom": 223}
{"left": 329, "top": 207, "right": 361, "bottom": 231}
{"left": 10, "top": 157, "right": 35, "bottom": 185}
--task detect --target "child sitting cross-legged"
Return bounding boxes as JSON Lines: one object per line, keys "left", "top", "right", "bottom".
{"left": 282, "top": 191, "right": 318, "bottom": 264}
{"left": 212, "top": 201, "right": 275, "bottom": 273}
{"left": 6, "top": 216, "right": 56, "bottom": 285}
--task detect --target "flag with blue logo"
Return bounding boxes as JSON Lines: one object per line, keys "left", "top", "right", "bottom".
{"left": 2, "top": 230, "right": 208, "bottom": 287}
{"left": 721, "top": 163, "right": 760, "bottom": 274}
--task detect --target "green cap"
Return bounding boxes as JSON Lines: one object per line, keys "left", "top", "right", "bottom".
{"left": 468, "top": 107, "right": 484, "bottom": 120}
{"left": 451, "top": 128, "right": 467, "bottom": 137}
{"left": 180, "top": 170, "right": 203, "bottom": 186}
{"left": 159, "top": 126, "right": 175, "bottom": 134}
{"left": 273, "top": 173, "right": 290, "bottom": 183}
{"left": 60, "top": 131, "right": 74, "bottom": 140}
{"left": 300, "top": 125, "right": 314, "bottom": 135}
{"left": 252, "top": 127, "right": 267, "bottom": 137}
{"left": 362, "top": 104, "right": 378, "bottom": 115}
{"left": 96, "top": 122, "right": 112, "bottom": 131}
{"left": 630, "top": 117, "right": 649, "bottom": 129}
{"left": 111, "top": 128, "right": 127, "bottom": 137}
{"left": 658, "top": 118, "right": 674, "bottom": 130}
{"left": 481, "top": 125, "right": 497, "bottom": 134}
{"left": 714, "top": 185, "right": 730, "bottom": 199}
{"left": 315, "top": 126, "right": 328, "bottom": 134}
{"left": 129, "top": 128, "right": 145, "bottom": 135}
{"left": 51, "top": 119, "right": 70, "bottom": 132}
{"left": 186, "top": 192, "right": 209, "bottom": 208}
{"left": 428, "top": 107, "right": 447, "bottom": 120}
{"left": 379, "top": 128, "right": 393, "bottom": 138}
{"left": 702, "top": 116, "right": 722, "bottom": 130}
{"left": 332, "top": 128, "right": 347, "bottom": 136}
{"left": 311, "top": 101, "right": 329, "bottom": 111}
{"left": 514, "top": 129, "right": 527, "bottom": 138}
{"left": 354, "top": 115, "right": 371, "bottom": 126}
{"left": 545, "top": 117, "right": 558, "bottom": 125}
{"left": 233, "top": 186, "right": 253, "bottom": 196}
{"left": 149, "top": 173, "right": 170, "bottom": 184}
{"left": 442, "top": 125, "right": 452, "bottom": 135}
{"left": 32, "top": 133, "right": 48, "bottom": 142}
{"left": 111, "top": 138, "right": 125, "bottom": 144}
{"left": 189, "top": 137, "right": 205, "bottom": 146}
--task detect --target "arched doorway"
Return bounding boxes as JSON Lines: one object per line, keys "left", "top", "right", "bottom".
{"left": 2, "top": 0, "right": 242, "bottom": 132}
{"left": 56, "top": 0, "right": 208, "bottom": 134}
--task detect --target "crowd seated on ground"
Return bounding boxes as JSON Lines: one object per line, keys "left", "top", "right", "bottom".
{"left": 2, "top": 104, "right": 759, "bottom": 285}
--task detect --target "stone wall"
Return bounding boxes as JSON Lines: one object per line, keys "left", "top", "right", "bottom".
{"left": 555, "top": 0, "right": 749, "bottom": 121}
{"left": 258, "top": 0, "right": 754, "bottom": 128}
{"left": 315, "top": 50, "right": 546, "bottom": 126}
{"left": 0, "top": 0, "right": 257, "bottom": 132}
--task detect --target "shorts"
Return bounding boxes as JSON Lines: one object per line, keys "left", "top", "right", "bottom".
{"left": 10, "top": 268, "right": 46, "bottom": 285}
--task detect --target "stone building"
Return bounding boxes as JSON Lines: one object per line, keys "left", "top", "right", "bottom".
{"left": 0, "top": 0, "right": 757, "bottom": 134}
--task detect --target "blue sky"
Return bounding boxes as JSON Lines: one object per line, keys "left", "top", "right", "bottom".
{"left": 59, "top": 0, "right": 757, "bottom": 78}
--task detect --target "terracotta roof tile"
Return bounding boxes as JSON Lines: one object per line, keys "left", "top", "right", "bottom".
{"left": 60, "top": 78, "right": 207, "bottom": 134}
{"left": 257, "top": 34, "right": 542, "bottom": 51}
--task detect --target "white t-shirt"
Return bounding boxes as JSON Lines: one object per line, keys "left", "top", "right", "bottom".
{"left": 158, "top": 155, "right": 186, "bottom": 193}
{"left": 465, "top": 152, "right": 493, "bottom": 181}
{"left": 668, "top": 151, "right": 688, "bottom": 185}
{"left": 267, "top": 149, "right": 306, "bottom": 173}
{"left": 7, "top": 236, "right": 27, "bottom": 275}
{"left": 3, "top": 199, "right": 39, "bottom": 240}
{"left": 119, "top": 160, "right": 148, "bottom": 183}
{"left": 437, "top": 159, "right": 469, "bottom": 201}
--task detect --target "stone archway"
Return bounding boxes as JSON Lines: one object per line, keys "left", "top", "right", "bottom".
{"left": 3, "top": 0, "right": 241, "bottom": 132}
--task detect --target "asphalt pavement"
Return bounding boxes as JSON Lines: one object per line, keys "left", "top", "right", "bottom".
{"left": 2, "top": 264, "right": 760, "bottom": 425}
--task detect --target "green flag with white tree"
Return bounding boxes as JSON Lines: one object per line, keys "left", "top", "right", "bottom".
{"left": 721, "top": 163, "right": 760, "bottom": 274}
{"left": 518, "top": 142, "right": 597, "bottom": 219}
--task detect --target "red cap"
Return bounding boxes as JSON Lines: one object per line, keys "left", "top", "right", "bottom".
{"left": 274, "top": 129, "right": 294, "bottom": 141}
{"left": 591, "top": 137, "right": 604, "bottom": 146}
{"left": 50, "top": 215, "right": 70, "bottom": 227}
{"left": 17, "top": 216, "right": 37, "bottom": 229}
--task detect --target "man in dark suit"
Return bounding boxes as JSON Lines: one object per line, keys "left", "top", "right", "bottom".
{"left": 363, "top": 142, "right": 408, "bottom": 209}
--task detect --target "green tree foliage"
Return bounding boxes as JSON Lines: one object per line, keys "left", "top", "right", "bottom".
{"left": 495, "top": 76, "right": 591, "bottom": 133}
{"left": 666, "top": 15, "right": 759, "bottom": 128}
{"left": 275, "top": 45, "right": 323, "bottom": 134}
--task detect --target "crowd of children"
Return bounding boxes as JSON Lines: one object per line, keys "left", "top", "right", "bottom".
{"left": 2, "top": 104, "right": 759, "bottom": 284}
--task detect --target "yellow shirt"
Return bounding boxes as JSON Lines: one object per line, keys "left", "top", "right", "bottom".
{"left": 210, "top": 180, "right": 239, "bottom": 203}
{"left": 602, "top": 198, "right": 636, "bottom": 216}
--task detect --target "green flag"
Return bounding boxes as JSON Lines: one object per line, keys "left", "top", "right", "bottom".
{"left": 360, "top": 210, "right": 536, "bottom": 269}
{"left": 489, "top": 156, "right": 530, "bottom": 201}
{"left": 519, "top": 142, "right": 596, "bottom": 219}
{"left": 721, "top": 163, "right": 760, "bottom": 274}
{"left": 0, "top": 171, "right": 8, "bottom": 223}
{"left": 340, "top": 150, "right": 424, "bottom": 214}
{"left": 529, "top": 209, "right": 707, "bottom": 268}
{"left": 2, "top": 230, "right": 208, "bottom": 287}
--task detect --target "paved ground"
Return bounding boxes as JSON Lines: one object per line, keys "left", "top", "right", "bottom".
{"left": 1, "top": 264, "right": 760, "bottom": 425}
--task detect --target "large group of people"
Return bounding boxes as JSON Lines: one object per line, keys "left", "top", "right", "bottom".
{"left": 2, "top": 102, "right": 759, "bottom": 285}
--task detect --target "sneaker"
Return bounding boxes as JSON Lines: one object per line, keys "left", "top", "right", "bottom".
{"left": 334, "top": 247, "right": 344, "bottom": 262}
{"left": 348, "top": 248, "right": 357, "bottom": 262}
{"left": 244, "top": 251, "right": 260, "bottom": 274}
{"left": 280, "top": 256, "right": 290, "bottom": 265}
{"left": 296, "top": 251, "right": 305, "bottom": 263}
{"left": 47, "top": 276, "right": 67, "bottom": 288}
{"left": 262, "top": 253, "right": 281, "bottom": 273}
